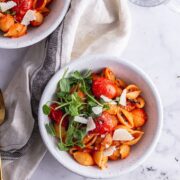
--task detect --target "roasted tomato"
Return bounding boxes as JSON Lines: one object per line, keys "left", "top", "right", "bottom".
{"left": 92, "top": 112, "right": 118, "bottom": 134}
{"left": 49, "top": 103, "right": 68, "bottom": 128}
{"left": 92, "top": 77, "right": 117, "bottom": 99}
{"left": 12, "top": 0, "right": 33, "bottom": 22}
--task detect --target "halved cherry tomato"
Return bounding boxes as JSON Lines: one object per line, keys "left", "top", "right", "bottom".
{"left": 12, "top": 0, "right": 33, "bottom": 22}
{"left": 92, "top": 77, "right": 117, "bottom": 99}
{"left": 92, "top": 112, "right": 118, "bottom": 134}
{"left": 49, "top": 103, "right": 68, "bottom": 128}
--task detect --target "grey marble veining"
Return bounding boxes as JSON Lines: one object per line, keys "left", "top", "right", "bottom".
{"left": 0, "top": 2, "right": 180, "bottom": 180}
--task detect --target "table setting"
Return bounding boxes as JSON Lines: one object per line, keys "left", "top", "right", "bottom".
{"left": 0, "top": 0, "right": 180, "bottom": 180}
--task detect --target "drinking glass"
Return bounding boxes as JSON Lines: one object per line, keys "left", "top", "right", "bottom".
{"left": 129, "top": 0, "right": 180, "bottom": 11}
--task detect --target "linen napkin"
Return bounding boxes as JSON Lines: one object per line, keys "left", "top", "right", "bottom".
{"left": 0, "top": 0, "right": 131, "bottom": 179}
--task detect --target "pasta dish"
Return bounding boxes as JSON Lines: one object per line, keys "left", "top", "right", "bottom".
{"left": 43, "top": 67, "right": 147, "bottom": 169}
{"left": 0, "top": 0, "right": 53, "bottom": 38}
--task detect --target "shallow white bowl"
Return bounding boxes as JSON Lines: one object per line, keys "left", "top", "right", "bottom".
{"left": 38, "top": 55, "right": 163, "bottom": 178}
{"left": 0, "top": 0, "right": 71, "bottom": 49}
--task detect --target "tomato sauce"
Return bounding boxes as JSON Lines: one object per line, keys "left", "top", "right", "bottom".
{"left": 34, "top": 0, "right": 45, "bottom": 9}
{"left": 12, "top": 0, "right": 33, "bottom": 22}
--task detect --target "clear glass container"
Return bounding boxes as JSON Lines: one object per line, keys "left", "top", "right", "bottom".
{"left": 129, "top": 0, "right": 180, "bottom": 11}
{"left": 129, "top": 0, "right": 167, "bottom": 7}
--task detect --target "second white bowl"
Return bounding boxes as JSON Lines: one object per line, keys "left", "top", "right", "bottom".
{"left": 0, "top": 0, "right": 71, "bottom": 49}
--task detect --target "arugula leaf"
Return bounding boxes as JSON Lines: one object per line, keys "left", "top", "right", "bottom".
{"left": 62, "top": 68, "right": 69, "bottom": 78}
{"left": 69, "top": 104, "right": 79, "bottom": 116}
{"left": 59, "top": 78, "right": 70, "bottom": 92}
{"left": 71, "top": 71, "right": 83, "bottom": 80}
{"left": 83, "top": 70, "right": 92, "bottom": 79}
{"left": 43, "top": 69, "right": 103, "bottom": 151}
{"left": 74, "top": 128, "right": 86, "bottom": 139}
{"left": 45, "top": 123, "right": 56, "bottom": 136}
{"left": 56, "top": 91, "right": 68, "bottom": 98}
{"left": 58, "top": 68, "right": 70, "bottom": 92}
{"left": 74, "top": 130, "right": 86, "bottom": 148}
{"left": 103, "top": 104, "right": 110, "bottom": 110}
{"left": 76, "top": 141, "right": 84, "bottom": 148}
{"left": 74, "top": 128, "right": 86, "bottom": 143}
{"left": 87, "top": 99, "right": 98, "bottom": 107}
{"left": 85, "top": 91, "right": 103, "bottom": 106}
{"left": 71, "top": 70, "right": 92, "bottom": 79}
{"left": 67, "top": 93, "right": 84, "bottom": 116}
{"left": 65, "top": 120, "right": 75, "bottom": 145}
{"left": 43, "top": 104, "right": 51, "bottom": 115}
{"left": 57, "top": 141, "right": 69, "bottom": 151}
{"left": 64, "top": 120, "right": 86, "bottom": 148}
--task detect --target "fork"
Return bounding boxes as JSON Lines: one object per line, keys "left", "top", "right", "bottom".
{"left": 0, "top": 89, "right": 5, "bottom": 179}
{"left": 0, "top": 89, "right": 5, "bottom": 125}
{"left": 0, "top": 155, "right": 3, "bottom": 180}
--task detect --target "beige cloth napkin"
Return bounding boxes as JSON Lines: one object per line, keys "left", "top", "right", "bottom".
{"left": 0, "top": 0, "right": 131, "bottom": 179}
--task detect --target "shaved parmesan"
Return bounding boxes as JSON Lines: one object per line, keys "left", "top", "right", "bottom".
{"left": 21, "top": 10, "right": 36, "bottom": 26}
{"left": 101, "top": 95, "right": 111, "bottom": 102}
{"left": 74, "top": 116, "right": 88, "bottom": 124}
{"left": 119, "top": 89, "right": 127, "bottom": 106}
{"left": 100, "top": 95, "right": 117, "bottom": 105}
{"left": 86, "top": 117, "right": 96, "bottom": 132}
{"left": 0, "top": 1, "right": 17, "bottom": 12}
{"left": 103, "top": 146, "right": 116, "bottom": 156}
{"left": 109, "top": 101, "right": 117, "bottom": 105}
{"left": 113, "top": 128, "right": 134, "bottom": 141}
{"left": 101, "top": 134, "right": 106, "bottom": 138}
{"left": 105, "top": 144, "right": 110, "bottom": 148}
{"left": 92, "top": 106, "right": 103, "bottom": 115}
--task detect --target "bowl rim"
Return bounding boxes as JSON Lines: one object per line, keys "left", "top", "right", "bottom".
{"left": 0, "top": 0, "right": 71, "bottom": 49}
{"left": 38, "top": 55, "right": 163, "bottom": 178}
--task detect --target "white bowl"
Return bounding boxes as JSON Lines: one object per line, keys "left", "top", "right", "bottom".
{"left": 38, "top": 55, "right": 163, "bottom": 178}
{"left": 0, "top": 0, "right": 71, "bottom": 49}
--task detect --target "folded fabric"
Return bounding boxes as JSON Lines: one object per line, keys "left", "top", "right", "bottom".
{"left": 0, "top": 0, "right": 131, "bottom": 179}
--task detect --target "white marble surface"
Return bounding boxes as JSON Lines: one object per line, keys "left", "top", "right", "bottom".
{"left": 0, "top": 2, "right": 180, "bottom": 180}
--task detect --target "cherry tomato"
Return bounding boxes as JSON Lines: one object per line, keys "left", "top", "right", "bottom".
{"left": 12, "top": 0, "right": 33, "bottom": 22}
{"left": 92, "top": 112, "right": 118, "bottom": 134}
{"left": 49, "top": 103, "right": 68, "bottom": 128}
{"left": 92, "top": 77, "right": 117, "bottom": 99}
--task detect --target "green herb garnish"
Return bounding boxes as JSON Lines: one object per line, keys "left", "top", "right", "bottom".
{"left": 43, "top": 104, "right": 51, "bottom": 115}
{"left": 45, "top": 123, "right": 56, "bottom": 136}
{"left": 43, "top": 69, "right": 106, "bottom": 151}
